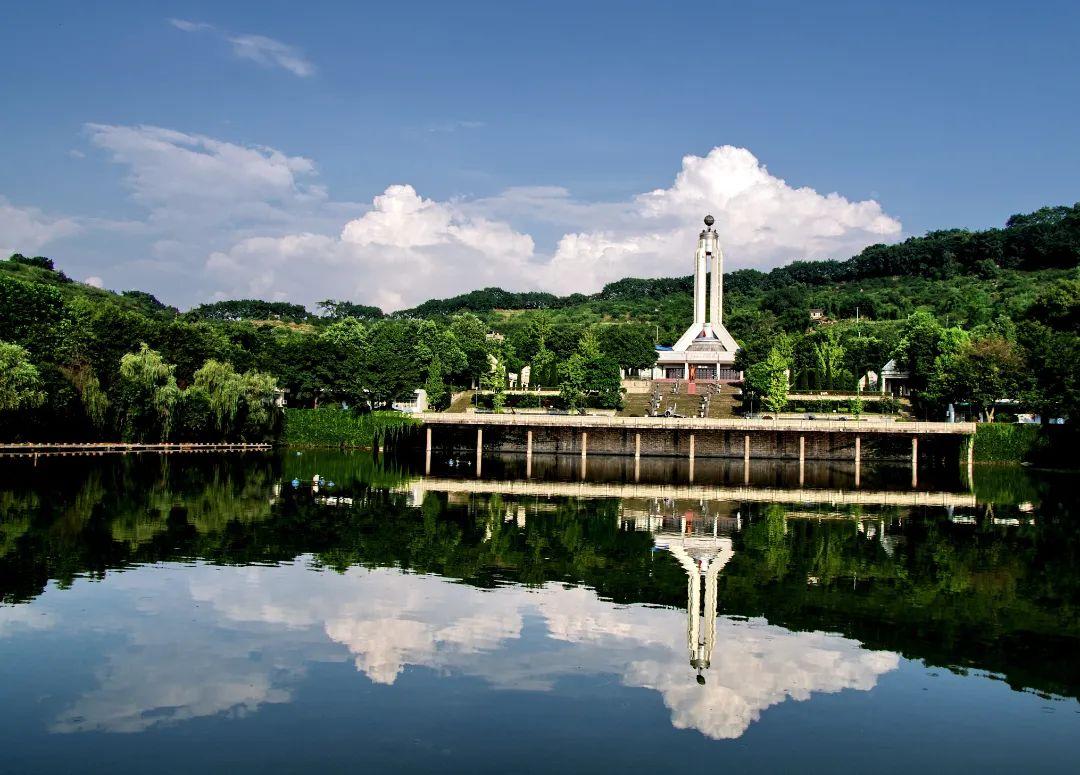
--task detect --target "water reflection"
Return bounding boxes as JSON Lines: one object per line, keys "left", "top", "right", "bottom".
{"left": 25, "top": 557, "right": 899, "bottom": 740}
{"left": 0, "top": 451, "right": 1077, "bottom": 755}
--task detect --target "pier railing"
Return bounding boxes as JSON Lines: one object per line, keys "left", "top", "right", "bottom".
{"left": 418, "top": 413, "right": 975, "bottom": 436}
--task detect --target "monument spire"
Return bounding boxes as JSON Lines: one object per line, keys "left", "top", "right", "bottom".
{"left": 654, "top": 215, "right": 741, "bottom": 383}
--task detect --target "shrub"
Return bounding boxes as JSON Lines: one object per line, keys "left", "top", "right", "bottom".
{"left": 284, "top": 408, "right": 418, "bottom": 448}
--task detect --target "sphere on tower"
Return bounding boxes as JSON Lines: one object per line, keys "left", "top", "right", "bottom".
{"left": 704, "top": 214, "right": 715, "bottom": 227}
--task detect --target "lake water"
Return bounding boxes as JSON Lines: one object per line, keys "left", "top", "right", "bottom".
{"left": 0, "top": 451, "right": 1077, "bottom": 773}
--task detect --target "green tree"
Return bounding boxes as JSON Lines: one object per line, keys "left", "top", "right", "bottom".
{"left": 0, "top": 275, "right": 71, "bottom": 360}
{"left": 423, "top": 357, "right": 449, "bottom": 411}
{"left": 8, "top": 253, "right": 55, "bottom": 271}
{"left": 360, "top": 320, "right": 427, "bottom": 407}
{"left": 558, "top": 353, "right": 587, "bottom": 412}
{"left": 531, "top": 335, "right": 556, "bottom": 388}
{"left": 745, "top": 347, "right": 790, "bottom": 414}
{"left": 239, "top": 370, "right": 281, "bottom": 439}
{"left": 583, "top": 354, "right": 623, "bottom": 409}
{"left": 192, "top": 360, "right": 245, "bottom": 433}
{"left": 599, "top": 324, "right": 657, "bottom": 373}
{"left": 944, "top": 336, "right": 1023, "bottom": 421}
{"left": 115, "top": 344, "right": 181, "bottom": 441}
{"left": 0, "top": 342, "right": 45, "bottom": 412}
{"left": 449, "top": 313, "right": 490, "bottom": 387}
{"left": 809, "top": 328, "right": 846, "bottom": 390}
{"left": 578, "top": 327, "right": 602, "bottom": 360}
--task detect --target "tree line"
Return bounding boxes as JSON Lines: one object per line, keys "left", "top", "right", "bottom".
{"left": 2, "top": 201, "right": 1078, "bottom": 437}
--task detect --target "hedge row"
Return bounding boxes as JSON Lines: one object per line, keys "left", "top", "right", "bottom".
{"left": 973, "top": 424, "right": 1043, "bottom": 463}
{"left": 283, "top": 408, "right": 418, "bottom": 448}
{"left": 971, "top": 423, "right": 1080, "bottom": 466}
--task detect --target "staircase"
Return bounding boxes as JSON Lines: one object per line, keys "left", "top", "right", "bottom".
{"left": 619, "top": 382, "right": 742, "bottom": 419}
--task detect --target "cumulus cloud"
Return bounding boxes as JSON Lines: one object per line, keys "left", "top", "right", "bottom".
{"left": 85, "top": 123, "right": 326, "bottom": 230}
{"left": 0, "top": 196, "right": 80, "bottom": 257}
{"left": 65, "top": 121, "right": 901, "bottom": 310}
{"left": 34, "top": 557, "right": 897, "bottom": 739}
{"left": 544, "top": 145, "right": 901, "bottom": 293}
{"left": 203, "top": 145, "right": 899, "bottom": 309}
{"left": 83, "top": 275, "right": 104, "bottom": 288}
{"left": 168, "top": 19, "right": 315, "bottom": 77}
{"left": 207, "top": 184, "right": 535, "bottom": 311}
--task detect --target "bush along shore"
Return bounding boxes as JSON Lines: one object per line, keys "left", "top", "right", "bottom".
{"left": 283, "top": 408, "right": 419, "bottom": 449}
{"left": 973, "top": 423, "right": 1079, "bottom": 466}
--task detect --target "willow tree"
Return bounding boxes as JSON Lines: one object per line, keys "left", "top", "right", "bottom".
{"left": 239, "top": 369, "right": 281, "bottom": 439}
{"left": 115, "top": 344, "right": 180, "bottom": 441}
{"left": 0, "top": 342, "right": 45, "bottom": 413}
{"left": 193, "top": 359, "right": 244, "bottom": 433}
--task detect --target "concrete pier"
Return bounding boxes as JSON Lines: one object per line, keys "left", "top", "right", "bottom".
{"left": 416, "top": 414, "right": 974, "bottom": 466}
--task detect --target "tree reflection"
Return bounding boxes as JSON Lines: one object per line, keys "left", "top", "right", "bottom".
{"left": 0, "top": 453, "right": 1077, "bottom": 700}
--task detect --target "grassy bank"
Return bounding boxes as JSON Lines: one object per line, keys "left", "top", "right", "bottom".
{"left": 283, "top": 408, "right": 419, "bottom": 449}
{"left": 973, "top": 423, "right": 1079, "bottom": 466}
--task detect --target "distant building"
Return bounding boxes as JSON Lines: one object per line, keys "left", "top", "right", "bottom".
{"left": 652, "top": 216, "right": 741, "bottom": 382}
{"left": 392, "top": 389, "right": 428, "bottom": 413}
{"left": 809, "top": 308, "right": 827, "bottom": 324}
{"left": 878, "top": 359, "right": 910, "bottom": 396}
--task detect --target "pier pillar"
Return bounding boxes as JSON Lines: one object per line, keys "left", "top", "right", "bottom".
{"left": 799, "top": 435, "right": 805, "bottom": 486}
{"left": 689, "top": 434, "right": 696, "bottom": 483}
{"left": 476, "top": 427, "right": 483, "bottom": 477}
{"left": 854, "top": 435, "right": 861, "bottom": 488}
{"left": 911, "top": 435, "right": 918, "bottom": 488}
{"left": 743, "top": 434, "right": 750, "bottom": 485}
{"left": 635, "top": 432, "right": 641, "bottom": 461}
{"left": 581, "top": 431, "right": 588, "bottom": 461}
{"left": 966, "top": 435, "right": 974, "bottom": 488}
{"left": 526, "top": 429, "right": 533, "bottom": 478}
{"left": 425, "top": 427, "right": 432, "bottom": 475}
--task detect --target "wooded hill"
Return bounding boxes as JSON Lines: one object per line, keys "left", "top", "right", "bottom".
{"left": 1, "top": 203, "right": 1078, "bottom": 440}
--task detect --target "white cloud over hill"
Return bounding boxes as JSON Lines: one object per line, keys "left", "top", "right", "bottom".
{"left": 0, "top": 197, "right": 80, "bottom": 257}
{"left": 4, "top": 124, "right": 901, "bottom": 310}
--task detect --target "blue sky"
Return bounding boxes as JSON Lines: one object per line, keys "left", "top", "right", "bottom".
{"left": 2, "top": 0, "right": 1078, "bottom": 309}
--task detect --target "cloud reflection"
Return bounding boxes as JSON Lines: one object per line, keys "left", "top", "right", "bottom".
{"left": 27, "top": 561, "right": 897, "bottom": 739}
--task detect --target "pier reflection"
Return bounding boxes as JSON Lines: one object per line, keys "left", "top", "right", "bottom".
{"left": 416, "top": 449, "right": 968, "bottom": 494}
{"left": 0, "top": 448, "right": 1076, "bottom": 748}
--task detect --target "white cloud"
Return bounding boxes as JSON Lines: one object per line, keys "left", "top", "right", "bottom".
{"left": 0, "top": 196, "right": 80, "bottom": 257}
{"left": 207, "top": 184, "right": 535, "bottom": 311}
{"left": 168, "top": 18, "right": 213, "bottom": 33}
{"left": 85, "top": 123, "right": 326, "bottom": 230}
{"left": 226, "top": 34, "right": 315, "bottom": 78}
{"left": 202, "top": 146, "right": 899, "bottom": 309}
{"left": 168, "top": 19, "right": 315, "bottom": 77}
{"left": 84, "top": 275, "right": 104, "bottom": 288}
{"left": 64, "top": 121, "right": 902, "bottom": 310}
{"left": 545, "top": 145, "right": 901, "bottom": 294}
{"left": 33, "top": 558, "right": 898, "bottom": 739}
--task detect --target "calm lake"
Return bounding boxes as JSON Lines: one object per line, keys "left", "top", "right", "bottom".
{"left": 0, "top": 451, "right": 1077, "bottom": 773}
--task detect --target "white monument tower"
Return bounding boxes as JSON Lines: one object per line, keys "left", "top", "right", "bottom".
{"left": 655, "top": 216, "right": 740, "bottom": 382}
{"left": 653, "top": 517, "right": 735, "bottom": 685}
